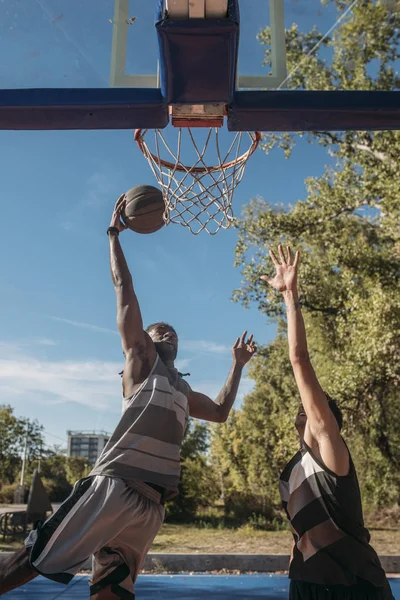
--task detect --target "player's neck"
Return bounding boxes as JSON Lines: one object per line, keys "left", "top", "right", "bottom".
{"left": 297, "top": 428, "right": 305, "bottom": 448}
{"left": 157, "top": 352, "right": 175, "bottom": 370}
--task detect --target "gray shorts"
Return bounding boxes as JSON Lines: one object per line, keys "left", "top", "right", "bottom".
{"left": 25, "top": 475, "right": 164, "bottom": 599}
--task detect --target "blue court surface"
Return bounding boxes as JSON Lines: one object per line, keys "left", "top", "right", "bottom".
{"left": 3, "top": 575, "right": 400, "bottom": 599}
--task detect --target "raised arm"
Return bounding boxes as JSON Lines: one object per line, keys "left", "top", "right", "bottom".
{"left": 188, "top": 332, "right": 256, "bottom": 422}
{"left": 108, "top": 196, "right": 156, "bottom": 397}
{"left": 261, "top": 246, "right": 349, "bottom": 476}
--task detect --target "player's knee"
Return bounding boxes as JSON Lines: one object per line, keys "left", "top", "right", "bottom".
{"left": 90, "top": 583, "right": 135, "bottom": 599}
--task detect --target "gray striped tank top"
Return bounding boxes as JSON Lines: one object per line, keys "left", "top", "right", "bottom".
{"left": 90, "top": 355, "right": 190, "bottom": 500}
{"left": 280, "top": 441, "right": 389, "bottom": 588}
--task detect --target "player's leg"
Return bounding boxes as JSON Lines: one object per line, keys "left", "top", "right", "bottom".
{"left": 90, "top": 490, "right": 165, "bottom": 600}
{"left": 0, "top": 546, "right": 37, "bottom": 596}
{"left": 90, "top": 565, "right": 134, "bottom": 600}
{"left": 3, "top": 476, "right": 133, "bottom": 596}
{"left": 91, "top": 586, "right": 124, "bottom": 599}
{"left": 0, "top": 477, "right": 96, "bottom": 596}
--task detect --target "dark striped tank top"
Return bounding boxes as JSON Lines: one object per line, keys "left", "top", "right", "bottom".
{"left": 279, "top": 441, "right": 388, "bottom": 588}
{"left": 90, "top": 354, "right": 190, "bottom": 501}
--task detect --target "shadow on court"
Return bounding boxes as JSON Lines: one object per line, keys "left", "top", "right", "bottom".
{"left": 3, "top": 575, "right": 400, "bottom": 599}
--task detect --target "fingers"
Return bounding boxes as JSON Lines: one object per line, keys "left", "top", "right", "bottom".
{"left": 278, "top": 245, "right": 287, "bottom": 264}
{"left": 248, "top": 343, "right": 257, "bottom": 356}
{"left": 233, "top": 332, "right": 253, "bottom": 347}
{"left": 236, "top": 333, "right": 256, "bottom": 348}
{"left": 293, "top": 250, "right": 300, "bottom": 268}
{"left": 269, "top": 245, "right": 298, "bottom": 268}
{"left": 260, "top": 275, "right": 273, "bottom": 285}
{"left": 232, "top": 332, "right": 257, "bottom": 364}
{"left": 114, "top": 194, "right": 126, "bottom": 213}
{"left": 269, "top": 249, "right": 280, "bottom": 266}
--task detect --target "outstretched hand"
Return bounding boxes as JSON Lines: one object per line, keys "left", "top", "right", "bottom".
{"left": 232, "top": 331, "right": 257, "bottom": 367}
{"left": 110, "top": 194, "right": 128, "bottom": 233}
{"left": 260, "top": 245, "right": 300, "bottom": 293}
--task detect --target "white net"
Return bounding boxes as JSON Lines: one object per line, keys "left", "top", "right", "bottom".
{"left": 135, "top": 128, "right": 261, "bottom": 235}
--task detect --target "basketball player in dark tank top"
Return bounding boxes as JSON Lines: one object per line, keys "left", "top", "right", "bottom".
{"left": 261, "top": 246, "right": 394, "bottom": 600}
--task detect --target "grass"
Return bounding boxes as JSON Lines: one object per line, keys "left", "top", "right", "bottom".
{"left": 151, "top": 524, "right": 293, "bottom": 554}
{"left": 149, "top": 523, "right": 400, "bottom": 555}
{"left": 0, "top": 522, "right": 398, "bottom": 555}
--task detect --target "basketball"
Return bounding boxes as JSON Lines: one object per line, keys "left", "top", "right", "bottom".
{"left": 122, "top": 185, "right": 166, "bottom": 234}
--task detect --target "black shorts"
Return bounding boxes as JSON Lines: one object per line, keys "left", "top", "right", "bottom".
{"left": 289, "top": 579, "right": 395, "bottom": 600}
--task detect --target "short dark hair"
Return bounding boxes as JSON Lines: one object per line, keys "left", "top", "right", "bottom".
{"left": 325, "top": 393, "right": 343, "bottom": 431}
{"left": 146, "top": 322, "right": 177, "bottom": 336}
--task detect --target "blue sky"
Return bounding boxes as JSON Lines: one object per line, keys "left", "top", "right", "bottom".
{"left": 0, "top": 0, "right": 338, "bottom": 451}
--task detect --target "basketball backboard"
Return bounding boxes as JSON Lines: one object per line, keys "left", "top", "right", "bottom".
{"left": 1, "top": 0, "right": 400, "bottom": 131}
{"left": 109, "top": 0, "right": 286, "bottom": 90}
{"left": 0, "top": 0, "right": 286, "bottom": 91}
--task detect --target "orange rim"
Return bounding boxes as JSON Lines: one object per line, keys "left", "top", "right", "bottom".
{"left": 134, "top": 129, "right": 262, "bottom": 174}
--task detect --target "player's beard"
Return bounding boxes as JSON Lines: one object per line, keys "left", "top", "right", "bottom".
{"left": 154, "top": 341, "right": 177, "bottom": 365}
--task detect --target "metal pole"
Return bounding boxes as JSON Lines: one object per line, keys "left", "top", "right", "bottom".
{"left": 38, "top": 440, "right": 42, "bottom": 474}
{"left": 20, "top": 423, "right": 29, "bottom": 487}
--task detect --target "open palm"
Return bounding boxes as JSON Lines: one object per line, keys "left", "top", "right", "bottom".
{"left": 261, "top": 245, "right": 299, "bottom": 292}
{"left": 232, "top": 331, "right": 257, "bottom": 367}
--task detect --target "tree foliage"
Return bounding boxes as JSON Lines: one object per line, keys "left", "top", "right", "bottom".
{"left": 167, "top": 419, "right": 219, "bottom": 520}
{"left": 0, "top": 405, "right": 44, "bottom": 486}
{"left": 222, "top": 0, "right": 400, "bottom": 510}
{"left": 210, "top": 341, "right": 299, "bottom": 523}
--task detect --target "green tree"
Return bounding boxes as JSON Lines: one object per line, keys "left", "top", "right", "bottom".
{"left": 38, "top": 451, "right": 90, "bottom": 501}
{"left": 0, "top": 405, "right": 44, "bottom": 486}
{"left": 210, "top": 342, "right": 298, "bottom": 522}
{"left": 167, "top": 419, "right": 219, "bottom": 520}
{"left": 231, "top": 0, "right": 400, "bottom": 508}
{"left": 65, "top": 456, "right": 91, "bottom": 485}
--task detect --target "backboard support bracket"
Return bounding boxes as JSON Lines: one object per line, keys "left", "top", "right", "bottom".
{"left": 171, "top": 103, "right": 225, "bottom": 127}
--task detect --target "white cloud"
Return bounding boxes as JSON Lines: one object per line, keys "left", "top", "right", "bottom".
{"left": 0, "top": 335, "right": 253, "bottom": 426}
{"left": 0, "top": 356, "right": 122, "bottom": 410}
{"left": 37, "top": 338, "right": 57, "bottom": 346}
{"left": 0, "top": 340, "right": 121, "bottom": 410}
{"left": 0, "top": 340, "right": 191, "bottom": 412}
{"left": 180, "top": 340, "right": 231, "bottom": 355}
{"left": 49, "top": 316, "right": 118, "bottom": 336}
{"left": 0, "top": 338, "right": 57, "bottom": 354}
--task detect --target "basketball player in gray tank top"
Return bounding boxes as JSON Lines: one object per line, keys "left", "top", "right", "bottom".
{"left": 0, "top": 195, "right": 256, "bottom": 600}
{"left": 262, "top": 246, "right": 394, "bottom": 600}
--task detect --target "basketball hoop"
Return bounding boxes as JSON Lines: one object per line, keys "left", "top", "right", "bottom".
{"left": 134, "top": 128, "right": 261, "bottom": 235}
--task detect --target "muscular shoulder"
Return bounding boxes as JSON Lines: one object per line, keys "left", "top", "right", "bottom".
{"left": 123, "top": 333, "right": 157, "bottom": 396}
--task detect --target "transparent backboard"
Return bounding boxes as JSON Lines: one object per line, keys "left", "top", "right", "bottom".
{"left": 0, "top": 0, "right": 353, "bottom": 92}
